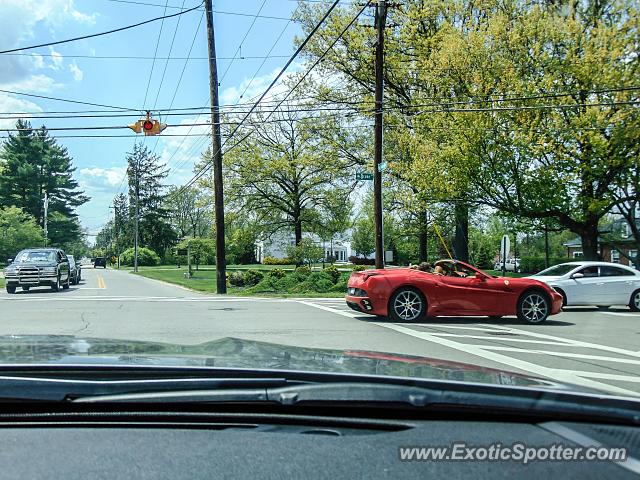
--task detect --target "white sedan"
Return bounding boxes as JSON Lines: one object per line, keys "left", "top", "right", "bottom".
{"left": 531, "top": 261, "right": 640, "bottom": 310}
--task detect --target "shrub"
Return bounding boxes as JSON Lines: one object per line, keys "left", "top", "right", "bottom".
{"left": 243, "top": 269, "right": 264, "bottom": 286}
{"left": 349, "top": 255, "right": 375, "bottom": 265}
{"left": 228, "top": 271, "right": 245, "bottom": 287}
{"left": 519, "top": 257, "right": 567, "bottom": 274}
{"left": 268, "top": 268, "right": 287, "bottom": 279}
{"left": 120, "top": 247, "right": 160, "bottom": 266}
{"left": 263, "top": 256, "right": 293, "bottom": 265}
{"left": 324, "top": 264, "right": 340, "bottom": 283}
{"left": 294, "top": 265, "right": 312, "bottom": 279}
{"left": 352, "top": 265, "right": 366, "bottom": 272}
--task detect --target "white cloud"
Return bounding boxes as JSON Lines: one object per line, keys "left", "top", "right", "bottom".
{"left": 221, "top": 66, "right": 298, "bottom": 106}
{"left": 0, "top": 74, "right": 60, "bottom": 92}
{"left": 69, "top": 61, "right": 83, "bottom": 81}
{"left": 31, "top": 54, "right": 45, "bottom": 69}
{"left": 49, "top": 47, "right": 64, "bottom": 70}
{"left": 79, "top": 167, "right": 127, "bottom": 188}
{"left": 0, "top": 92, "right": 43, "bottom": 129}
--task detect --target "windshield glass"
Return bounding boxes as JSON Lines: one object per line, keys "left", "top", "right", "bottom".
{"left": 1, "top": 0, "right": 639, "bottom": 410}
{"left": 534, "top": 264, "right": 580, "bottom": 277}
{"left": 14, "top": 251, "right": 57, "bottom": 263}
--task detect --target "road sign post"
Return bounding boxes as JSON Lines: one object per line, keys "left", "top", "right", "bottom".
{"left": 500, "top": 234, "right": 511, "bottom": 276}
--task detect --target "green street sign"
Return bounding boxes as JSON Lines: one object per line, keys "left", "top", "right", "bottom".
{"left": 356, "top": 172, "right": 374, "bottom": 181}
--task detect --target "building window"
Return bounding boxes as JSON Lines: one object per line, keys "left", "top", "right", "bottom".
{"left": 611, "top": 249, "right": 620, "bottom": 263}
{"left": 572, "top": 251, "right": 583, "bottom": 259}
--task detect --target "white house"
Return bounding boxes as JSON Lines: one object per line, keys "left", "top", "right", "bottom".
{"left": 255, "top": 231, "right": 355, "bottom": 263}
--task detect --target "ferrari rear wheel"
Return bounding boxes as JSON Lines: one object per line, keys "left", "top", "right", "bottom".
{"left": 517, "top": 290, "right": 550, "bottom": 324}
{"left": 389, "top": 288, "right": 426, "bottom": 322}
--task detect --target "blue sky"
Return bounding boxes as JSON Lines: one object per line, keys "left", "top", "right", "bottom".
{"left": 0, "top": 0, "right": 304, "bottom": 238}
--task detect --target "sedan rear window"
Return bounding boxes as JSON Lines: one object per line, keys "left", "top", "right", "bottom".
{"left": 600, "top": 266, "right": 635, "bottom": 277}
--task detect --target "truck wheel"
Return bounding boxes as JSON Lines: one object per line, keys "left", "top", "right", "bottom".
{"left": 6, "top": 285, "right": 16, "bottom": 294}
{"left": 51, "top": 276, "right": 60, "bottom": 292}
{"left": 22, "top": 286, "right": 30, "bottom": 292}
{"left": 63, "top": 276, "right": 70, "bottom": 290}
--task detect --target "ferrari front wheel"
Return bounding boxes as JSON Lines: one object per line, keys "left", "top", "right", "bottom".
{"left": 517, "top": 290, "right": 550, "bottom": 324}
{"left": 389, "top": 288, "right": 426, "bottom": 322}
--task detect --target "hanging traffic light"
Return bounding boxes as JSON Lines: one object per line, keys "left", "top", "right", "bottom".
{"left": 127, "top": 111, "right": 167, "bottom": 136}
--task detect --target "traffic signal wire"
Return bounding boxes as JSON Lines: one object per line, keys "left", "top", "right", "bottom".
{"left": 0, "top": 1, "right": 204, "bottom": 54}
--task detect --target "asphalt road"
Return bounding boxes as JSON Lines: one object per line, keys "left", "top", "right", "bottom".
{"left": 2, "top": 266, "right": 640, "bottom": 397}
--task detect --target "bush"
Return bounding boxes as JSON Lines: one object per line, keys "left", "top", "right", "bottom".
{"left": 349, "top": 255, "right": 375, "bottom": 265}
{"left": 519, "top": 257, "right": 567, "bottom": 274}
{"left": 352, "top": 265, "right": 366, "bottom": 272}
{"left": 324, "top": 264, "right": 340, "bottom": 283}
{"left": 263, "top": 256, "right": 293, "bottom": 265}
{"left": 268, "top": 268, "right": 287, "bottom": 279}
{"left": 228, "top": 271, "right": 245, "bottom": 287}
{"left": 294, "top": 265, "right": 312, "bottom": 279}
{"left": 243, "top": 269, "right": 264, "bottom": 286}
{"left": 120, "top": 247, "right": 160, "bottom": 266}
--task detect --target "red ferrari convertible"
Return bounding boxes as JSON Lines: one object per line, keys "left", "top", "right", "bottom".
{"left": 345, "top": 259, "right": 563, "bottom": 324}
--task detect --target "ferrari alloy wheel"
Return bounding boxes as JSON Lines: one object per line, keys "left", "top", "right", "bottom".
{"left": 517, "top": 291, "right": 550, "bottom": 324}
{"left": 389, "top": 288, "right": 426, "bottom": 322}
{"left": 630, "top": 290, "right": 640, "bottom": 312}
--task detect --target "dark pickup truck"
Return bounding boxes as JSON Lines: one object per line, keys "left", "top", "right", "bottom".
{"left": 3, "top": 248, "right": 71, "bottom": 294}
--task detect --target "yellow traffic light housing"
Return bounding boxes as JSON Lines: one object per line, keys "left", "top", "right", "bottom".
{"left": 128, "top": 112, "right": 167, "bottom": 136}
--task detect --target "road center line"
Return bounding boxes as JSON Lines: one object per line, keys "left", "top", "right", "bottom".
{"left": 372, "top": 323, "right": 639, "bottom": 397}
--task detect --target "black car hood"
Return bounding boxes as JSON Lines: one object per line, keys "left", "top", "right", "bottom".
{"left": 0, "top": 335, "right": 571, "bottom": 391}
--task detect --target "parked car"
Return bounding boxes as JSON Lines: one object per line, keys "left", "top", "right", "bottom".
{"left": 3, "top": 248, "right": 71, "bottom": 294}
{"left": 531, "top": 261, "right": 640, "bottom": 310}
{"left": 346, "top": 259, "right": 563, "bottom": 324}
{"left": 93, "top": 257, "right": 107, "bottom": 269}
{"left": 68, "top": 255, "right": 81, "bottom": 285}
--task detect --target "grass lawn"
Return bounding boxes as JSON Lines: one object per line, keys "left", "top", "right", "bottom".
{"left": 484, "top": 270, "right": 529, "bottom": 278}
{"left": 134, "top": 268, "right": 346, "bottom": 297}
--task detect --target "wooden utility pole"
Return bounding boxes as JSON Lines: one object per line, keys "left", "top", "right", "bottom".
{"left": 373, "top": 0, "right": 387, "bottom": 269}
{"left": 205, "top": 0, "right": 227, "bottom": 293}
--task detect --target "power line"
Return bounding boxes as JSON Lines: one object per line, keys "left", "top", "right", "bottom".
{"left": 2, "top": 52, "right": 291, "bottom": 60}
{"left": 0, "top": 2, "right": 204, "bottom": 54}
{"left": 0, "top": 88, "right": 133, "bottom": 111}
{"left": 180, "top": 0, "right": 371, "bottom": 192}
{"left": 142, "top": 0, "right": 170, "bottom": 109}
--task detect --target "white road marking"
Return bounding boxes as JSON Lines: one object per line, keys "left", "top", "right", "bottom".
{"left": 478, "top": 324, "right": 640, "bottom": 359}
{"left": 601, "top": 312, "right": 640, "bottom": 317}
{"left": 371, "top": 322, "right": 639, "bottom": 396}
{"left": 478, "top": 346, "right": 640, "bottom": 365}
{"left": 561, "top": 371, "right": 640, "bottom": 384}
{"left": 296, "top": 300, "right": 359, "bottom": 318}
{"left": 426, "top": 333, "right": 569, "bottom": 346}
{"left": 0, "top": 296, "right": 289, "bottom": 303}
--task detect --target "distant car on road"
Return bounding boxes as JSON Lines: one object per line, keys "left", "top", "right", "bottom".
{"left": 68, "top": 255, "right": 81, "bottom": 285}
{"left": 3, "top": 248, "right": 71, "bottom": 294}
{"left": 346, "top": 259, "right": 563, "bottom": 324}
{"left": 93, "top": 257, "right": 107, "bottom": 269}
{"left": 531, "top": 261, "right": 640, "bottom": 310}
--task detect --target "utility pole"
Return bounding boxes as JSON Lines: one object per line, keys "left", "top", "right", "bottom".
{"left": 373, "top": 0, "right": 387, "bottom": 269}
{"left": 109, "top": 205, "right": 120, "bottom": 269}
{"left": 43, "top": 192, "right": 49, "bottom": 247}
{"left": 134, "top": 159, "right": 140, "bottom": 273}
{"left": 205, "top": 0, "right": 227, "bottom": 293}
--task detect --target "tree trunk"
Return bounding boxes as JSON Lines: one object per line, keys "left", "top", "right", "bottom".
{"left": 418, "top": 209, "right": 428, "bottom": 262}
{"left": 294, "top": 220, "right": 302, "bottom": 246}
{"left": 453, "top": 202, "right": 469, "bottom": 262}
{"left": 580, "top": 222, "right": 600, "bottom": 261}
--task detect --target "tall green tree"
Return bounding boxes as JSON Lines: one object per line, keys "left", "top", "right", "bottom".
{"left": 0, "top": 207, "right": 44, "bottom": 261}
{"left": 0, "top": 121, "right": 88, "bottom": 246}
{"left": 126, "top": 143, "right": 177, "bottom": 257}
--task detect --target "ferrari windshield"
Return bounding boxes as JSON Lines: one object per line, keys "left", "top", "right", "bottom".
{"left": 0, "top": 0, "right": 639, "bottom": 408}
{"left": 534, "top": 264, "right": 580, "bottom": 277}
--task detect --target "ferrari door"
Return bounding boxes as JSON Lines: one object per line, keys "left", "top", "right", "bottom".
{"left": 434, "top": 276, "right": 510, "bottom": 315}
